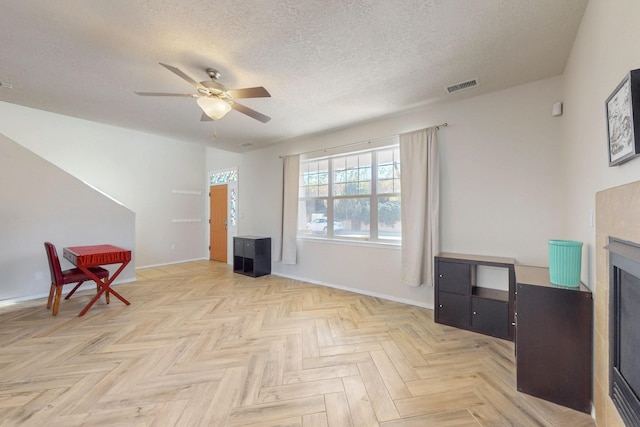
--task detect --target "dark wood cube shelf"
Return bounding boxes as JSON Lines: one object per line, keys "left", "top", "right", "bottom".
{"left": 434, "top": 253, "right": 515, "bottom": 341}
{"left": 233, "top": 236, "right": 271, "bottom": 277}
{"left": 435, "top": 256, "right": 593, "bottom": 412}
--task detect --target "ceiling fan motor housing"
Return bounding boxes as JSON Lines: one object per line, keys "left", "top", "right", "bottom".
{"left": 206, "top": 68, "right": 221, "bottom": 81}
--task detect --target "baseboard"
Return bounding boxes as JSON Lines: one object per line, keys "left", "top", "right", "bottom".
{"left": 272, "top": 271, "right": 434, "bottom": 310}
{"left": 0, "top": 277, "right": 135, "bottom": 307}
{"left": 136, "top": 257, "right": 209, "bottom": 269}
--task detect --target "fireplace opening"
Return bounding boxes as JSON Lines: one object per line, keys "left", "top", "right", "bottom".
{"left": 606, "top": 238, "right": 640, "bottom": 426}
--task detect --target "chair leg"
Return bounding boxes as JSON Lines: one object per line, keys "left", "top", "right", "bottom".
{"left": 47, "top": 283, "right": 55, "bottom": 309}
{"left": 94, "top": 281, "right": 110, "bottom": 304}
{"left": 52, "top": 285, "right": 62, "bottom": 316}
{"left": 65, "top": 281, "right": 85, "bottom": 300}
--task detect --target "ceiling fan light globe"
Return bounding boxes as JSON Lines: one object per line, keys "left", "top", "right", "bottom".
{"left": 197, "top": 96, "right": 231, "bottom": 120}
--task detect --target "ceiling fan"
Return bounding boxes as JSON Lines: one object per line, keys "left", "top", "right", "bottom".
{"left": 135, "top": 63, "right": 271, "bottom": 123}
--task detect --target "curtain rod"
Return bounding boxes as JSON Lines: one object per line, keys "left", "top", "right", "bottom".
{"left": 279, "top": 123, "right": 447, "bottom": 159}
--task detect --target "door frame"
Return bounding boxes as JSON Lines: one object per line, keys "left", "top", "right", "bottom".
{"left": 208, "top": 168, "right": 238, "bottom": 264}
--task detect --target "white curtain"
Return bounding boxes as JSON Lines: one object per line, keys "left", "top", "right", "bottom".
{"left": 400, "top": 127, "right": 440, "bottom": 287}
{"left": 281, "top": 154, "right": 300, "bottom": 264}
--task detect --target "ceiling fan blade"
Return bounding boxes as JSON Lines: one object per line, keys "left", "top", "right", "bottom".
{"left": 227, "top": 87, "right": 271, "bottom": 99}
{"left": 135, "top": 92, "right": 197, "bottom": 97}
{"left": 200, "top": 112, "right": 213, "bottom": 122}
{"left": 159, "top": 63, "right": 207, "bottom": 91}
{"left": 231, "top": 102, "right": 271, "bottom": 123}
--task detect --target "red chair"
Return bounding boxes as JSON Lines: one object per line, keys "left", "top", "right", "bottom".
{"left": 44, "top": 242, "right": 110, "bottom": 316}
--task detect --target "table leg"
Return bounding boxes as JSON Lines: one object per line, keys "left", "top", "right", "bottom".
{"left": 77, "top": 261, "right": 130, "bottom": 316}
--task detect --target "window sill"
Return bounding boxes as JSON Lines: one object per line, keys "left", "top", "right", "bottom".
{"left": 297, "top": 235, "right": 401, "bottom": 249}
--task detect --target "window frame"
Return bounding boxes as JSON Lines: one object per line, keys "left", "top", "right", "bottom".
{"left": 298, "top": 142, "right": 401, "bottom": 244}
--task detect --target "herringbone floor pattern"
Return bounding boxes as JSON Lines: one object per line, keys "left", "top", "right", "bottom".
{"left": 0, "top": 261, "right": 594, "bottom": 426}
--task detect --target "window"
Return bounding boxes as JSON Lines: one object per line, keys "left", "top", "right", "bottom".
{"left": 298, "top": 145, "right": 401, "bottom": 242}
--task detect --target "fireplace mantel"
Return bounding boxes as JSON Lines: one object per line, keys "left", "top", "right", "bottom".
{"left": 605, "top": 238, "right": 640, "bottom": 266}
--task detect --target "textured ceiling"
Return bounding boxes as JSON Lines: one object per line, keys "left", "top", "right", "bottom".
{"left": 0, "top": 0, "right": 588, "bottom": 152}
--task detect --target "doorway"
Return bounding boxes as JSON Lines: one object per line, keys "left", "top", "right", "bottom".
{"left": 209, "top": 184, "right": 227, "bottom": 262}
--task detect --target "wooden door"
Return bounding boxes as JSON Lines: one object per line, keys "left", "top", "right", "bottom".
{"left": 209, "top": 185, "right": 227, "bottom": 262}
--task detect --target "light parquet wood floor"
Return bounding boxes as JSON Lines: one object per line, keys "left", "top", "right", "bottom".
{"left": 0, "top": 261, "right": 595, "bottom": 426}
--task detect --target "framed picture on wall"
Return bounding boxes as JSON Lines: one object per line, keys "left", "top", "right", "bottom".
{"left": 606, "top": 69, "right": 640, "bottom": 166}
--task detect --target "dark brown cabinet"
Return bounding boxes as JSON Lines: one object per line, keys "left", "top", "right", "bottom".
{"left": 471, "top": 295, "right": 509, "bottom": 339}
{"left": 233, "top": 236, "right": 271, "bottom": 277}
{"left": 437, "top": 291, "right": 470, "bottom": 328}
{"left": 438, "top": 261, "right": 472, "bottom": 294}
{"left": 435, "top": 253, "right": 515, "bottom": 341}
{"left": 515, "top": 265, "right": 593, "bottom": 413}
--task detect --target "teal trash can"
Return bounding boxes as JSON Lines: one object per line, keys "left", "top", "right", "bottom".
{"left": 548, "top": 239, "right": 583, "bottom": 287}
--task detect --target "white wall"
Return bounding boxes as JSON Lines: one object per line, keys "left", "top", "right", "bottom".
{"left": 207, "top": 75, "right": 566, "bottom": 307}
{"left": 438, "top": 78, "right": 565, "bottom": 263}
{"left": 562, "top": 0, "right": 640, "bottom": 289}
{"left": 0, "top": 134, "right": 135, "bottom": 300}
{"left": 0, "top": 101, "right": 208, "bottom": 268}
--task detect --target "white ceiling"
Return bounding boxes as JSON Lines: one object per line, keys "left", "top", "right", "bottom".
{"left": 0, "top": 0, "right": 588, "bottom": 152}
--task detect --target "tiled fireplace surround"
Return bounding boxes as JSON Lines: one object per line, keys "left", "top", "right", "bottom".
{"left": 594, "top": 180, "right": 640, "bottom": 426}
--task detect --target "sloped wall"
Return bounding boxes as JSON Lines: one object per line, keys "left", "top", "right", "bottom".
{"left": 0, "top": 101, "right": 208, "bottom": 268}
{"left": 0, "top": 134, "right": 135, "bottom": 301}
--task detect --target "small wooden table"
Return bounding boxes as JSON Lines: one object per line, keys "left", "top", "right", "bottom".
{"left": 63, "top": 244, "right": 132, "bottom": 316}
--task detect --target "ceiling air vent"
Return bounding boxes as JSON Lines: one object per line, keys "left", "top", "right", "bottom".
{"left": 446, "top": 78, "right": 479, "bottom": 94}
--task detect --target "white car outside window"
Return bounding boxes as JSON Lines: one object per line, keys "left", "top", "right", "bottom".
{"left": 306, "top": 218, "right": 343, "bottom": 234}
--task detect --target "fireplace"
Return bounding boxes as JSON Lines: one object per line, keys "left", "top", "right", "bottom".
{"left": 606, "top": 238, "right": 640, "bottom": 426}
